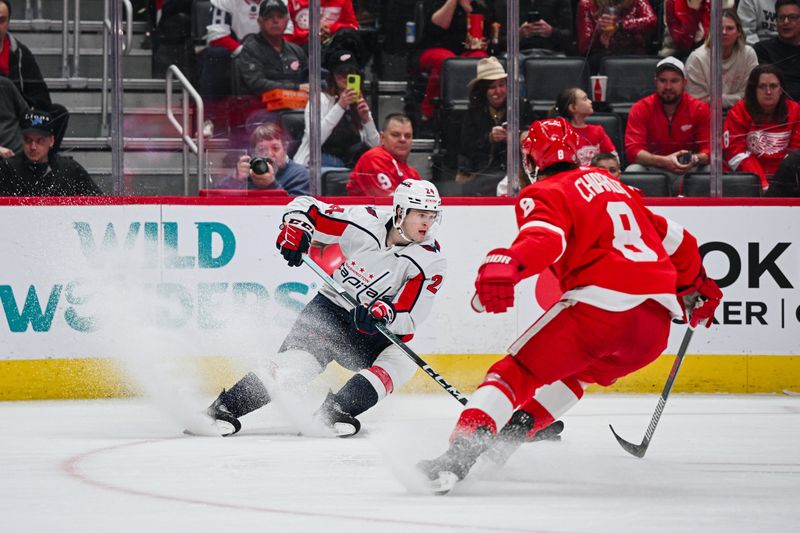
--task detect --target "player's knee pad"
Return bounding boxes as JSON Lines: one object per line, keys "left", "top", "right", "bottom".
{"left": 361, "top": 346, "right": 417, "bottom": 399}
{"left": 482, "top": 355, "right": 543, "bottom": 406}
{"left": 255, "top": 349, "right": 323, "bottom": 391}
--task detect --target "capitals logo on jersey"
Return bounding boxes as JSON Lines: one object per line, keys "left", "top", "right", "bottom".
{"left": 339, "top": 260, "right": 391, "bottom": 301}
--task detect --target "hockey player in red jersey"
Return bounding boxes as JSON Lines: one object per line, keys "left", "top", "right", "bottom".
{"left": 418, "top": 117, "right": 722, "bottom": 493}
{"left": 202, "top": 179, "right": 446, "bottom": 438}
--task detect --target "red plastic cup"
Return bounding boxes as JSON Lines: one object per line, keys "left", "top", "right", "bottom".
{"left": 467, "top": 14, "right": 484, "bottom": 39}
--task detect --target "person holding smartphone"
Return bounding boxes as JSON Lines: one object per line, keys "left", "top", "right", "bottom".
{"left": 625, "top": 57, "right": 711, "bottom": 194}
{"left": 492, "top": 0, "right": 575, "bottom": 55}
{"left": 294, "top": 51, "right": 379, "bottom": 167}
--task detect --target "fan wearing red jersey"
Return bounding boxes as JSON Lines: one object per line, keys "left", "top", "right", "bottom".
{"left": 418, "top": 117, "right": 722, "bottom": 493}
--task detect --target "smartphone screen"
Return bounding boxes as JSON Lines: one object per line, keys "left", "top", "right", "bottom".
{"left": 527, "top": 11, "right": 541, "bottom": 23}
{"left": 346, "top": 74, "right": 361, "bottom": 99}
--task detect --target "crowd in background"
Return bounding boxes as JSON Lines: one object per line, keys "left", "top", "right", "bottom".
{"left": 0, "top": 0, "right": 798, "bottom": 196}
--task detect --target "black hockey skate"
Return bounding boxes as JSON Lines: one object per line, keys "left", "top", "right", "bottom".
{"left": 314, "top": 391, "right": 361, "bottom": 437}
{"left": 206, "top": 393, "right": 242, "bottom": 437}
{"left": 484, "top": 410, "right": 564, "bottom": 466}
{"left": 417, "top": 427, "right": 493, "bottom": 494}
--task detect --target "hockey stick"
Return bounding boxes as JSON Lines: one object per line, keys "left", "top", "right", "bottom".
{"left": 609, "top": 326, "right": 695, "bottom": 458}
{"left": 303, "top": 255, "right": 468, "bottom": 406}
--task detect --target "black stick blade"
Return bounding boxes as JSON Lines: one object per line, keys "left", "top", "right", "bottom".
{"left": 609, "top": 424, "right": 647, "bottom": 458}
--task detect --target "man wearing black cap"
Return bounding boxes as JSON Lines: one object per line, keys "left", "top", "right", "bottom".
{"left": 236, "top": 0, "right": 309, "bottom": 97}
{"left": 0, "top": 111, "right": 101, "bottom": 196}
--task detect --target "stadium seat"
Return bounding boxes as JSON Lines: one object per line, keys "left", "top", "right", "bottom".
{"left": 599, "top": 56, "right": 661, "bottom": 113}
{"left": 682, "top": 173, "right": 762, "bottom": 197}
{"left": 523, "top": 57, "right": 589, "bottom": 120}
{"left": 322, "top": 170, "right": 351, "bottom": 196}
{"left": 440, "top": 57, "right": 486, "bottom": 112}
{"left": 280, "top": 111, "right": 305, "bottom": 159}
{"left": 619, "top": 171, "right": 673, "bottom": 197}
{"left": 433, "top": 57, "right": 485, "bottom": 177}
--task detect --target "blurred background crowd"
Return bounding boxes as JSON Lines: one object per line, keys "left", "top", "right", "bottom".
{"left": 0, "top": 0, "right": 798, "bottom": 197}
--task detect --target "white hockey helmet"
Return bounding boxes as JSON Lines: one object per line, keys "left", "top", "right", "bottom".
{"left": 392, "top": 179, "right": 442, "bottom": 241}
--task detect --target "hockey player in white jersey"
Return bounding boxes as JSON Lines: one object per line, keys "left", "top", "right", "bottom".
{"left": 205, "top": 179, "right": 447, "bottom": 437}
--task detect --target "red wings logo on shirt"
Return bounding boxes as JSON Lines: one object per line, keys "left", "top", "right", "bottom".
{"left": 746, "top": 130, "right": 791, "bottom": 156}
{"left": 576, "top": 144, "right": 599, "bottom": 167}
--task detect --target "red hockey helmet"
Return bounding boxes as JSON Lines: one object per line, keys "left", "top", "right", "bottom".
{"left": 521, "top": 117, "right": 579, "bottom": 172}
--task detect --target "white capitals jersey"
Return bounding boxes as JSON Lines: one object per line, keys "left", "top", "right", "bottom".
{"left": 284, "top": 197, "right": 447, "bottom": 337}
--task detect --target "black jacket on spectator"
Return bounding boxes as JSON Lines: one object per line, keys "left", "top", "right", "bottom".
{"left": 493, "top": 0, "right": 574, "bottom": 54}
{"left": 4, "top": 33, "right": 52, "bottom": 110}
{"left": 459, "top": 108, "right": 507, "bottom": 176}
{"left": 0, "top": 77, "right": 28, "bottom": 154}
{"left": 754, "top": 38, "right": 800, "bottom": 102}
{"left": 419, "top": 0, "right": 494, "bottom": 55}
{"left": 0, "top": 153, "right": 101, "bottom": 196}
{"left": 236, "top": 33, "right": 308, "bottom": 96}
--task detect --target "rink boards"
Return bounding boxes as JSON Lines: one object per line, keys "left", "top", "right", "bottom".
{"left": 0, "top": 197, "right": 797, "bottom": 399}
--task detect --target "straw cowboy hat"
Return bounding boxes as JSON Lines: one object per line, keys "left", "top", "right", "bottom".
{"left": 467, "top": 57, "right": 507, "bottom": 89}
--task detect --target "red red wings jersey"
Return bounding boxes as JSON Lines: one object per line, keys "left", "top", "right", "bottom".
{"left": 723, "top": 98, "right": 800, "bottom": 176}
{"left": 347, "top": 146, "right": 421, "bottom": 197}
{"left": 286, "top": 0, "right": 359, "bottom": 45}
{"left": 509, "top": 167, "right": 703, "bottom": 317}
{"left": 574, "top": 124, "right": 618, "bottom": 166}
{"left": 285, "top": 196, "right": 446, "bottom": 335}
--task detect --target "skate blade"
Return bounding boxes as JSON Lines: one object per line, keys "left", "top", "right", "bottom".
{"left": 427, "top": 471, "right": 459, "bottom": 495}
{"left": 332, "top": 422, "right": 358, "bottom": 438}
{"left": 183, "top": 417, "right": 236, "bottom": 437}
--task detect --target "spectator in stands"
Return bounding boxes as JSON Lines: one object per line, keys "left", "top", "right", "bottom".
{"left": 577, "top": 0, "right": 657, "bottom": 72}
{"left": 754, "top": 0, "right": 800, "bottom": 102}
{"left": 549, "top": 86, "right": 618, "bottom": 167}
{"left": 492, "top": 0, "right": 575, "bottom": 56}
{"left": 293, "top": 51, "right": 379, "bottom": 167}
{"left": 625, "top": 57, "right": 711, "bottom": 192}
{"left": 723, "top": 65, "right": 800, "bottom": 192}
{"left": 347, "top": 113, "right": 420, "bottom": 196}
{"left": 661, "top": 0, "right": 736, "bottom": 58}
{"left": 151, "top": 0, "right": 195, "bottom": 79}
{"left": 738, "top": 0, "right": 778, "bottom": 45}
{"left": 591, "top": 152, "right": 622, "bottom": 177}
{"left": 456, "top": 57, "right": 508, "bottom": 191}
{"left": 0, "top": 77, "right": 27, "bottom": 158}
{"left": 215, "top": 123, "right": 309, "bottom": 194}
{"left": 200, "top": 0, "right": 283, "bottom": 135}
{"left": 284, "top": 0, "right": 359, "bottom": 47}
{"left": 665, "top": 0, "right": 710, "bottom": 59}
{"left": 417, "top": 0, "right": 492, "bottom": 121}
{"left": 0, "top": 111, "right": 101, "bottom": 196}
{"left": 0, "top": 0, "right": 69, "bottom": 151}
{"left": 237, "top": 0, "right": 309, "bottom": 96}
{"left": 686, "top": 8, "right": 758, "bottom": 109}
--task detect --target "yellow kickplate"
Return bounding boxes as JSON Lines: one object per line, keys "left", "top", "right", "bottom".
{"left": 0, "top": 354, "right": 798, "bottom": 401}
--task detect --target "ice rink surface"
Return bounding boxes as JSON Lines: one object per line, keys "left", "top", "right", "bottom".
{"left": 2, "top": 393, "right": 799, "bottom": 532}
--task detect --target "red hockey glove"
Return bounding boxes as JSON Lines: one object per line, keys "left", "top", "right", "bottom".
{"left": 276, "top": 212, "right": 314, "bottom": 267}
{"left": 473, "top": 248, "right": 523, "bottom": 314}
{"left": 678, "top": 267, "right": 723, "bottom": 328}
{"left": 352, "top": 299, "right": 395, "bottom": 335}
